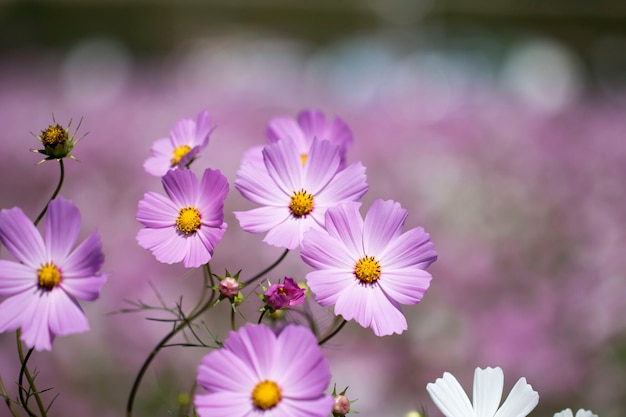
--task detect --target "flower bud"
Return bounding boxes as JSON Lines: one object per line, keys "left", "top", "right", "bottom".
{"left": 32, "top": 118, "right": 84, "bottom": 163}
{"left": 263, "top": 277, "right": 305, "bottom": 311}
{"left": 219, "top": 277, "right": 240, "bottom": 299}
{"left": 332, "top": 394, "right": 350, "bottom": 416}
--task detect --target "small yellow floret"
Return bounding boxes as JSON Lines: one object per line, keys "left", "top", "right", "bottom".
{"left": 171, "top": 145, "right": 192, "bottom": 165}
{"left": 41, "top": 124, "right": 68, "bottom": 146}
{"left": 176, "top": 206, "right": 201, "bottom": 234}
{"left": 38, "top": 263, "right": 61, "bottom": 290}
{"left": 251, "top": 380, "right": 282, "bottom": 410}
{"left": 289, "top": 190, "right": 314, "bottom": 217}
{"left": 354, "top": 255, "right": 381, "bottom": 283}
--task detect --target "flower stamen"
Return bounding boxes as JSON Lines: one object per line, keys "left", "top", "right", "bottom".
{"left": 251, "top": 380, "right": 282, "bottom": 410}
{"left": 289, "top": 190, "right": 314, "bottom": 217}
{"left": 176, "top": 206, "right": 201, "bottom": 234}
{"left": 171, "top": 145, "right": 191, "bottom": 165}
{"left": 41, "top": 124, "right": 68, "bottom": 147}
{"left": 354, "top": 255, "right": 381, "bottom": 283}
{"left": 38, "top": 263, "right": 62, "bottom": 290}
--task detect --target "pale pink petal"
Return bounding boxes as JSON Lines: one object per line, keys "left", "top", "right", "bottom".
{"left": 195, "top": 224, "right": 227, "bottom": 260}
{"left": 379, "top": 227, "right": 437, "bottom": 270}
{"left": 137, "top": 228, "right": 185, "bottom": 265}
{"left": 182, "top": 233, "right": 213, "bottom": 268}
{"left": 62, "top": 273, "right": 107, "bottom": 301}
{"left": 45, "top": 197, "right": 80, "bottom": 262}
{"left": 136, "top": 192, "right": 179, "bottom": 228}
{"left": 280, "top": 397, "right": 334, "bottom": 417}
{"left": 334, "top": 282, "right": 407, "bottom": 336}
{"left": 47, "top": 289, "right": 89, "bottom": 336}
{"left": 266, "top": 116, "right": 307, "bottom": 151}
{"left": 235, "top": 206, "right": 289, "bottom": 234}
{"left": 314, "top": 161, "right": 367, "bottom": 208}
{"left": 197, "top": 169, "right": 229, "bottom": 225}
{"left": 0, "top": 260, "right": 37, "bottom": 296}
{"left": 303, "top": 139, "right": 342, "bottom": 193}
{"left": 19, "top": 291, "right": 54, "bottom": 351}
{"left": 362, "top": 199, "right": 407, "bottom": 255}
{"left": 320, "top": 202, "right": 364, "bottom": 258}
{"left": 162, "top": 169, "right": 199, "bottom": 208}
{"left": 144, "top": 138, "right": 174, "bottom": 177}
{"left": 263, "top": 216, "right": 314, "bottom": 250}
{"left": 0, "top": 206, "right": 46, "bottom": 268}
{"left": 377, "top": 268, "right": 431, "bottom": 305}
{"left": 223, "top": 324, "right": 277, "bottom": 378}
{"left": 195, "top": 392, "right": 254, "bottom": 417}
{"left": 0, "top": 290, "right": 33, "bottom": 333}
{"left": 301, "top": 229, "right": 354, "bottom": 270}
{"left": 63, "top": 233, "right": 105, "bottom": 278}
{"left": 306, "top": 270, "right": 354, "bottom": 306}
{"left": 263, "top": 139, "right": 303, "bottom": 195}
{"left": 296, "top": 109, "right": 328, "bottom": 141}
{"left": 235, "top": 160, "right": 288, "bottom": 206}
{"left": 197, "top": 349, "right": 257, "bottom": 392}
{"left": 170, "top": 118, "right": 196, "bottom": 147}
{"left": 193, "top": 110, "right": 213, "bottom": 147}
{"left": 327, "top": 116, "right": 353, "bottom": 151}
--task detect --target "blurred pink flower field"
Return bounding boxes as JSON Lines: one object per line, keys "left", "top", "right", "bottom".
{"left": 0, "top": 32, "right": 625, "bottom": 417}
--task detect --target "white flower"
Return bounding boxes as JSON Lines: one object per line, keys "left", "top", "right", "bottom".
{"left": 427, "top": 367, "right": 539, "bottom": 417}
{"left": 554, "top": 409, "right": 598, "bottom": 417}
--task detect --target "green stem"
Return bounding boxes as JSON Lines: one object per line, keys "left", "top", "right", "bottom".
{"left": 317, "top": 319, "right": 348, "bottom": 346}
{"left": 231, "top": 307, "right": 237, "bottom": 330}
{"left": 126, "top": 264, "right": 215, "bottom": 417}
{"left": 34, "top": 159, "right": 65, "bottom": 226}
{"left": 0, "top": 372, "right": 20, "bottom": 417}
{"left": 257, "top": 309, "right": 267, "bottom": 325}
{"left": 17, "top": 332, "right": 46, "bottom": 417}
{"left": 243, "top": 249, "right": 289, "bottom": 286}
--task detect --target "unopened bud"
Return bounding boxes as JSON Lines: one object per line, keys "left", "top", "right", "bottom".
{"left": 219, "top": 277, "right": 240, "bottom": 299}
{"left": 333, "top": 394, "right": 350, "bottom": 417}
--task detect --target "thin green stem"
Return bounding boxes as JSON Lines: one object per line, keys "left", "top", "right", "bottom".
{"left": 0, "top": 372, "right": 20, "bottom": 417}
{"left": 317, "top": 319, "right": 348, "bottom": 346}
{"left": 126, "top": 264, "right": 215, "bottom": 417}
{"left": 231, "top": 307, "right": 237, "bottom": 330}
{"left": 17, "top": 332, "right": 46, "bottom": 417}
{"left": 243, "top": 249, "right": 289, "bottom": 286}
{"left": 257, "top": 309, "right": 267, "bottom": 325}
{"left": 34, "top": 159, "right": 65, "bottom": 226}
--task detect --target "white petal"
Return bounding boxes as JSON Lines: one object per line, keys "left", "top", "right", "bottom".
{"left": 473, "top": 367, "right": 504, "bottom": 417}
{"left": 493, "top": 377, "right": 539, "bottom": 417}
{"left": 427, "top": 372, "right": 475, "bottom": 417}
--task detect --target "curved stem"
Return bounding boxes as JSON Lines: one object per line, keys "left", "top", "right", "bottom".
{"left": 34, "top": 159, "right": 65, "bottom": 226}
{"left": 17, "top": 333, "right": 46, "bottom": 417}
{"left": 0, "top": 372, "right": 20, "bottom": 417}
{"left": 257, "top": 309, "right": 267, "bottom": 325}
{"left": 243, "top": 249, "right": 289, "bottom": 286}
{"left": 317, "top": 319, "right": 348, "bottom": 346}
{"left": 126, "top": 264, "right": 215, "bottom": 417}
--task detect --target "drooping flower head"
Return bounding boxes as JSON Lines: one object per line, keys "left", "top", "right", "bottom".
{"left": 0, "top": 197, "right": 107, "bottom": 351}
{"left": 301, "top": 199, "right": 436, "bottom": 336}
{"left": 235, "top": 137, "right": 368, "bottom": 249}
{"left": 144, "top": 110, "right": 213, "bottom": 177}
{"left": 427, "top": 367, "right": 539, "bottom": 417}
{"left": 195, "top": 323, "right": 333, "bottom": 417}
{"left": 263, "top": 277, "right": 305, "bottom": 311}
{"left": 136, "top": 168, "right": 228, "bottom": 268}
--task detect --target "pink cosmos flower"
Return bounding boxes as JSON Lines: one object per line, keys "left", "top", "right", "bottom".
{"left": 136, "top": 168, "right": 228, "bottom": 268}
{"left": 263, "top": 277, "right": 305, "bottom": 310}
{"left": 235, "top": 137, "right": 368, "bottom": 250}
{"left": 143, "top": 110, "right": 213, "bottom": 177}
{"left": 0, "top": 197, "right": 107, "bottom": 351}
{"left": 300, "top": 199, "right": 436, "bottom": 336}
{"left": 241, "top": 109, "right": 354, "bottom": 172}
{"left": 427, "top": 367, "right": 539, "bottom": 417}
{"left": 195, "top": 323, "right": 333, "bottom": 417}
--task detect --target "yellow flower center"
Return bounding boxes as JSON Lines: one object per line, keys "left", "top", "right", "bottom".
{"left": 38, "top": 263, "right": 61, "bottom": 290}
{"left": 300, "top": 153, "right": 307, "bottom": 166}
{"left": 289, "top": 190, "right": 314, "bottom": 217}
{"left": 354, "top": 255, "right": 381, "bottom": 283}
{"left": 41, "top": 124, "right": 68, "bottom": 146}
{"left": 251, "top": 380, "right": 282, "bottom": 410}
{"left": 176, "top": 206, "right": 201, "bottom": 234}
{"left": 171, "top": 145, "right": 191, "bottom": 165}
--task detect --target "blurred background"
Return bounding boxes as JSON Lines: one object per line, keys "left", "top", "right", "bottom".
{"left": 1, "top": 0, "right": 626, "bottom": 416}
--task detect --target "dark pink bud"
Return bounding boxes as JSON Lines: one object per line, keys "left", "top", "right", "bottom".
{"left": 264, "top": 277, "right": 305, "bottom": 310}
{"left": 333, "top": 394, "right": 350, "bottom": 416}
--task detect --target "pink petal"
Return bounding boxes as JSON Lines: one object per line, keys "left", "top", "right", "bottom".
{"left": 182, "top": 233, "right": 213, "bottom": 268}
{"left": 137, "top": 228, "right": 186, "bottom": 265}
{"left": 45, "top": 197, "right": 81, "bottom": 262}
{"left": 144, "top": 138, "right": 174, "bottom": 177}
{"left": 235, "top": 160, "right": 288, "bottom": 206}
{"left": 334, "top": 282, "right": 407, "bottom": 336}
{"left": 327, "top": 116, "right": 353, "bottom": 151}
{"left": 62, "top": 273, "right": 107, "bottom": 301}
{"left": 136, "top": 192, "right": 179, "bottom": 228}
{"left": 301, "top": 228, "right": 354, "bottom": 270}
{"left": 0, "top": 206, "right": 46, "bottom": 268}
{"left": 63, "top": 233, "right": 105, "bottom": 278}
{"left": 170, "top": 118, "right": 196, "bottom": 147}
{"left": 196, "top": 224, "right": 227, "bottom": 259}
{"left": 197, "top": 169, "right": 229, "bottom": 225}
{"left": 263, "top": 139, "right": 303, "bottom": 195}
{"left": 162, "top": 169, "right": 199, "bottom": 208}
{"left": 266, "top": 116, "right": 307, "bottom": 151}
{"left": 0, "top": 290, "right": 32, "bottom": 334}
{"left": 263, "top": 216, "right": 314, "bottom": 250}
{"left": 280, "top": 397, "right": 335, "bottom": 417}
{"left": 296, "top": 109, "right": 328, "bottom": 141}
{"left": 362, "top": 199, "right": 407, "bottom": 255}
{"left": 197, "top": 349, "right": 257, "bottom": 392}
{"left": 320, "top": 202, "right": 364, "bottom": 258}
{"left": 379, "top": 227, "right": 437, "bottom": 270}
{"left": 305, "top": 270, "right": 354, "bottom": 306}
{"left": 302, "top": 139, "right": 342, "bottom": 193}
{"left": 195, "top": 392, "right": 254, "bottom": 417}
{"left": 47, "top": 289, "right": 89, "bottom": 336}
{"left": 194, "top": 110, "right": 213, "bottom": 147}
{"left": 0, "top": 260, "right": 37, "bottom": 296}
{"left": 19, "top": 291, "right": 54, "bottom": 351}
{"left": 314, "top": 161, "right": 368, "bottom": 208}
{"left": 378, "top": 268, "right": 431, "bottom": 305}
{"left": 223, "top": 324, "right": 277, "bottom": 378}
{"left": 235, "top": 206, "right": 289, "bottom": 234}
